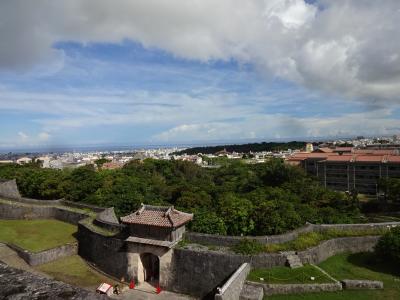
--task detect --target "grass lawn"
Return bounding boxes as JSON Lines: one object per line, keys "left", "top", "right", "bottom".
{"left": 267, "top": 252, "right": 400, "bottom": 300}
{"left": 35, "top": 255, "right": 118, "bottom": 288}
{"left": 248, "top": 265, "right": 334, "bottom": 284}
{"left": 0, "top": 219, "right": 76, "bottom": 252}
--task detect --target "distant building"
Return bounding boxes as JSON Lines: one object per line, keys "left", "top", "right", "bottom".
{"left": 16, "top": 157, "right": 32, "bottom": 165}
{"left": 36, "top": 156, "right": 50, "bottom": 168}
{"left": 102, "top": 161, "right": 123, "bottom": 170}
{"left": 286, "top": 147, "right": 400, "bottom": 194}
{"left": 0, "top": 160, "right": 14, "bottom": 164}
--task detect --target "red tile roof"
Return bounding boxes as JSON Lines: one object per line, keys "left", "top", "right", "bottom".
{"left": 313, "top": 147, "right": 334, "bottom": 153}
{"left": 288, "top": 153, "right": 400, "bottom": 164}
{"left": 323, "top": 155, "right": 355, "bottom": 162}
{"left": 353, "top": 149, "right": 397, "bottom": 155}
{"left": 387, "top": 156, "right": 400, "bottom": 163}
{"left": 333, "top": 147, "right": 353, "bottom": 152}
{"left": 121, "top": 204, "right": 193, "bottom": 228}
{"left": 355, "top": 155, "right": 385, "bottom": 162}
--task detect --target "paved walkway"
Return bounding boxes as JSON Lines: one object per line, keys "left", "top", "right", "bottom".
{"left": 0, "top": 243, "right": 46, "bottom": 276}
{"left": 111, "top": 282, "right": 196, "bottom": 300}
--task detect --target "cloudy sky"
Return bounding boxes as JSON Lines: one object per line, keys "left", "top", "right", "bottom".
{"left": 1, "top": 0, "right": 400, "bottom": 150}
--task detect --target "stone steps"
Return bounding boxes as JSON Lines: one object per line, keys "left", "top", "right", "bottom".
{"left": 281, "top": 251, "right": 303, "bottom": 269}
{"left": 240, "top": 283, "right": 263, "bottom": 300}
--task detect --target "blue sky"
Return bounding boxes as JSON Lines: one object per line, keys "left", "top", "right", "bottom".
{"left": 0, "top": 0, "right": 399, "bottom": 150}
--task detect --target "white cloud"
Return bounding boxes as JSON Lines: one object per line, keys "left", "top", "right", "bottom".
{"left": 1, "top": 0, "right": 400, "bottom": 104}
{"left": 153, "top": 109, "right": 400, "bottom": 142}
{"left": 18, "top": 131, "right": 28, "bottom": 142}
{"left": 13, "top": 131, "right": 51, "bottom": 147}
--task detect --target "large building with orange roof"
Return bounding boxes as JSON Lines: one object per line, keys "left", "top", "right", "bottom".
{"left": 286, "top": 147, "right": 400, "bottom": 194}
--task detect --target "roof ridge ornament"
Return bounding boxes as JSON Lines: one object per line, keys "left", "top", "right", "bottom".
{"left": 137, "top": 203, "right": 145, "bottom": 215}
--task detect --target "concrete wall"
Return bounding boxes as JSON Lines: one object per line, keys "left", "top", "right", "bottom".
{"left": 215, "top": 263, "right": 250, "bottom": 300}
{"left": 297, "top": 236, "right": 380, "bottom": 265}
{"left": 0, "top": 179, "right": 21, "bottom": 199}
{"left": 185, "top": 221, "right": 399, "bottom": 247}
{"left": 5, "top": 242, "right": 77, "bottom": 266}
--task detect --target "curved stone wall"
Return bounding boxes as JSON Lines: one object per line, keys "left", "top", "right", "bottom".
{"left": 185, "top": 221, "right": 399, "bottom": 247}
{"left": 297, "top": 235, "right": 380, "bottom": 265}
{"left": 0, "top": 201, "right": 90, "bottom": 225}
{"left": 77, "top": 222, "right": 129, "bottom": 281}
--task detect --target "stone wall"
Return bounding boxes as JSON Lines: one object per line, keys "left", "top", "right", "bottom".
{"left": 0, "top": 261, "right": 107, "bottom": 300}
{"left": 53, "top": 207, "right": 90, "bottom": 225}
{"left": 184, "top": 221, "right": 399, "bottom": 247}
{"left": 215, "top": 263, "right": 250, "bottom": 300}
{"left": 6, "top": 242, "right": 78, "bottom": 266}
{"left": 297, "top": 236, "right": 380, "bottom": 265}
{"left": 341, "top": 279, "right": 383, "bottom": 290}
{"left": 184, "top": 224, "right": 315, "bottom": 247}
{"left": 0, "top": 179, "right": 21, "bottom": 199}
{"left": 77, "top": 221, "right": 129, "bottom": 281}
{"left": 0, "top": 201, "right": 55, "bottom": 219}
{"left": 93, "top": 218, "right": 126, "bottom": 232}
{"left": 246, "top": 281, "right": 342, "bottom": 296}
{"left": 168, "top": 248, "right": 286, "bottom": 299}
{"left": 169, "top": 234, "right": 381, "bottom": 298}
{"left": 0, "top": 200, "right": 90, "bottom": 225}
{"left": 61, "top": 200, "right": 105, "bottom": 213}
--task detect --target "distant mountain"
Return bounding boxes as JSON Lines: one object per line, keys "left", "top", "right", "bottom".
{"left": 174, "top": 141, "right": 307, "bottom": 155}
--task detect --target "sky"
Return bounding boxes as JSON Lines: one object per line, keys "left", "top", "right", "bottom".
{"left": 0, "top": 0, "right": 400, "bottom": 150}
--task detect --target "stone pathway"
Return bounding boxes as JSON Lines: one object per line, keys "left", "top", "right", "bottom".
{"left": 281, "top": 251, "right": 303, "bottom": 269}
{"left": 110, "top": 282, "right": 197, "bottom": 300}
{"left": 0, "top": 243, "right": 47, "bottom": 276}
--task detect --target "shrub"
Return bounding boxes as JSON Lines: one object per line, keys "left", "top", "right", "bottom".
{"left": 374, "top": 227, "right": 400, "bottom": 266}
{"left": 232, "top": 239, "right": 264, "bottom": 255}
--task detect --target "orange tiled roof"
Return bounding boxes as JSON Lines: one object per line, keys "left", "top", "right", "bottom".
{"left": 333, "top": 147, "right": 353, "bottom": 152}
{"left": 288, "top": 153, "right": 400, "bottom": 164}
{"left": 353, "top": 149, "right": 397, "bottom": 155}
{"left": 323, "top": 155, "right": 355, "bottom": 162}
{"left": 314, "top": 147, "right": 334, "bottom": 153}
{"left": 387, "top": 156, "right": 400, "bottom": 163}
{"left": 121, "top": 204, "right": 193, "bottom": 228}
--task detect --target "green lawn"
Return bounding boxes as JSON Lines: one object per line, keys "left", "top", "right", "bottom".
{"left": 0, "top": 219, "right": 77, "bottom": 252}
{"left": 35, "top": 255, "right": 118, "bottom": 288}
{"left": 267, "top": 252, "right": 400, "bottom": 300}
{"left": 248, "top": 265, "right": 334, "bottom": 284}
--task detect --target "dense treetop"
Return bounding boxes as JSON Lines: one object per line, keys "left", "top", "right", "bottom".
{"left": 174, "top": 141, "right": 308, "bottom": 155}
{"left": 0, "top": 159, "right": 360, "bottom": 235}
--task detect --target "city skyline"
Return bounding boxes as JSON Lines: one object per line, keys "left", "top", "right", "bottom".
{"left": 1, "top": 0, "right": 400, "bottom": 151}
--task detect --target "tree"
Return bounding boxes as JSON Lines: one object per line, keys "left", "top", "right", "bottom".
{"left": 190, "top": 209, "right": 227, "bottom": 235}
{"left": 218, "top": 193, "right": 254, "bottom": 235}
{"left": 375, "top": 227, "right": 400, "bottom": 266}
